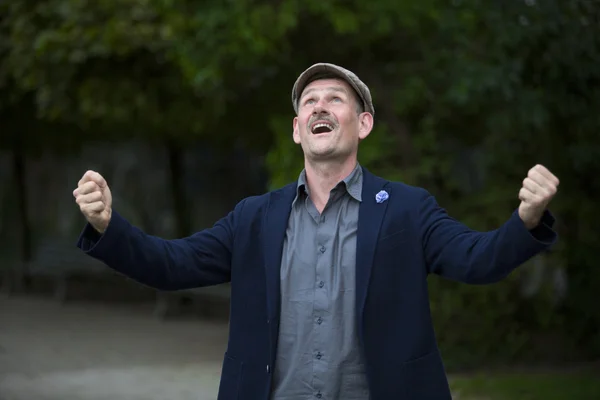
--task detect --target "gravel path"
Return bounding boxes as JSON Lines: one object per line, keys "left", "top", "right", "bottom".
{"left": 0, "top": 296, "right": 229, "bottom": 400}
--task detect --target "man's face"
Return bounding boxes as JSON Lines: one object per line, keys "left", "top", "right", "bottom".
{"left": 293, "top": 78, "right": 373, "bottom": 162}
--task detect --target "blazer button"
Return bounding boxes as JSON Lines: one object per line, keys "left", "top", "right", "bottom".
{"left": 266, "top": 364, "right": 270, "bottom": 373}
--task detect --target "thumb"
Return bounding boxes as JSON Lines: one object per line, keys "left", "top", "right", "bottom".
{"left": 518, "top": 189, "right": 543, "bottom": 229}
{"left": 518, "top": 188, "right": 534, "bottom": 216}
{"left": 518, "top": 187, "right": 534, "bottom": 207}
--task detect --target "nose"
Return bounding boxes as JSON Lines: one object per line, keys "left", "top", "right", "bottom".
{"left": 312, "top": 101, "right": 329, "bottom": 115}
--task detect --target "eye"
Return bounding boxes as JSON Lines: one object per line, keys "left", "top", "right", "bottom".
{"left": 304, "top": 98, "right": 315, "bottom": 105}
{"left": 331, "top": 97, "right": 342, "bottom": 103}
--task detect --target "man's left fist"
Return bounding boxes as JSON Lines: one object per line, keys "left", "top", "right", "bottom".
{"left": 518, "top": 164, "right": 559, "bottom": 229}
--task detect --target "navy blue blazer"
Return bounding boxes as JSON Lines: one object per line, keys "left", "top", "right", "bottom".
{"left": 77, "top": 167, "right": 557, "bottom": 399}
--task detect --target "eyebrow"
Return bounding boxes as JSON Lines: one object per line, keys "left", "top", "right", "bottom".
{"left": 301, "top": 86, "right": 349, "bottom": 100}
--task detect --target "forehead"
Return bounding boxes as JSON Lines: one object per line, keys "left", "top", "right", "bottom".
{"left": 300, "top": 78, "right": 353, "bottom": 98}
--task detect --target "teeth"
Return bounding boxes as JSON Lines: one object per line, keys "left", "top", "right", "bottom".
{"left": 312, "top": 123, "right": 334, "bottom": 132}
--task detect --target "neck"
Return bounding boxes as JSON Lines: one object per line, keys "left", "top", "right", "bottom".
{"left": 304, "top": 156, "right": 358, "bottom": 211}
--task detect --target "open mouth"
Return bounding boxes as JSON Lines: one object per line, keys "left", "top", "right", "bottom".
{"left": 311, "top": 122, "right": 335, "bottom": 134}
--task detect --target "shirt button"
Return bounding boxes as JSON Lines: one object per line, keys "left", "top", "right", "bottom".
{"left": 316, "top": 352, "right": 322, "bottom": 360}
{"left": 319, "top": 246, "right": 326, "bottom": 253}
{"left": 316, "top": 393, "right": 322, "bottom": 399}
{"left": 316, "top": 317, "right": 323, "bottom": 324}
{"left": 318, "top": 281, "right": 324, "bottom": 288}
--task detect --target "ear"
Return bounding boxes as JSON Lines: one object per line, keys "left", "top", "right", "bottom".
{"left": 293, "top": 116, "right": 301, "bottom": 144}
{"left": 358, "top": 112, "right": 374, "bottom": 140}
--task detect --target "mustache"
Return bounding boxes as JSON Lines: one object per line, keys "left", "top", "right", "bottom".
{"left": 308, "top": 115, "right": 337, "bottom": 127}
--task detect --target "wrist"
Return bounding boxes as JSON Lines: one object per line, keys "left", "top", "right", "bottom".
{"left": 519, "top": 209, "right": 541, "bottom": 230}
{"left": 523, "top": 219, "right": 539, "bottom": 230}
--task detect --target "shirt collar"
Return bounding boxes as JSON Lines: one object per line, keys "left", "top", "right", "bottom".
{"left": 293, "top": 163, "right": 363, "bottom": 206}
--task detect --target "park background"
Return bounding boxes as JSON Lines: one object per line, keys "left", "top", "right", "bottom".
{"left": 0, "top": 0, "right": 599, "bottom": 398}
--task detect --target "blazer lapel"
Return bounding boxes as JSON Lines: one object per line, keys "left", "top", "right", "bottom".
{"left": 356, "top": 168, "right": 390, "bottom": 335}
{"left": 263, "top": 183, "right": 297, "bottom": 320}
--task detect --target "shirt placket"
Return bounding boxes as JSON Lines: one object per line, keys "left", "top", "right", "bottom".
{"left": 310, "top": 192, "right": 339, "bottom": 400}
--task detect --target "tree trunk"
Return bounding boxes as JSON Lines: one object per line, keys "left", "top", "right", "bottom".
{"left": 166, "top": 139, "right": 190, "bottom": 238}
{"left": 13, "top": 147, "right": 32, "bottom": 290}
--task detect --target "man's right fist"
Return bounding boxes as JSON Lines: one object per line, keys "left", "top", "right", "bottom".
{"left": 73, "top": 170, "right": 112, "bottom": 234}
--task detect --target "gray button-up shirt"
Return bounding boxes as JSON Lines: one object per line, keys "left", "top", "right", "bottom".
{"left": 271, "top": 164, "right": 370, "bottom": 400}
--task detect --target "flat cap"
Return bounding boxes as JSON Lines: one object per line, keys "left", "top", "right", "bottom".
{"left": 291, "top": 63, "right": 375, "bottom": 116}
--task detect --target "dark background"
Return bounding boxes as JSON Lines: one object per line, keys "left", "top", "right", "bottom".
{"left": 1, "top": 0, "right": 599, "bottom": 398}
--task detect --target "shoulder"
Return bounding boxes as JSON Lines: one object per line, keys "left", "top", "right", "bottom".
{"left": 382, "top": 181, "right": 437, "bottom": 217}
{"left": 370, "top": 171, "right": 432, "bottom": 205}
{"left": 377, "top": 179, "right": 445, "bottom": 230}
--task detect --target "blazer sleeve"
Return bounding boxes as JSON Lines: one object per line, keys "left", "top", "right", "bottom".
{"left": 418, "top": 190, "right": 557, "bottom": 284}
{"left": 76, "top": 200, "right": 245, "bottom": 291}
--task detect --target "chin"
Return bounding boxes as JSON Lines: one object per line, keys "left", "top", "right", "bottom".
{"left": 308, "top": 145, "right": 336, "bottom": 156}
{"left": 308, "top": 149, "right": 345, "bottom": 161}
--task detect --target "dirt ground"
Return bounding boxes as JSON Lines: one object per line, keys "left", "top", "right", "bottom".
{"left": 0, "top": 295, "right": 229, "bottom": 400}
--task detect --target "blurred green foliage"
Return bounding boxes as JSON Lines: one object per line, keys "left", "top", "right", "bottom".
{"left": 450, "top": 367, "right": 600, "bottom": 399}
{"left": 1, "top": 0, "right": 599, "bottom": 369}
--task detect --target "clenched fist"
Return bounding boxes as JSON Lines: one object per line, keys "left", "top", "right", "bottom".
{"left": 73, "top": 170, "right": 112, "bottom": 234}
{"left": 518, "top": 164, "right": 559, "bottom": 230}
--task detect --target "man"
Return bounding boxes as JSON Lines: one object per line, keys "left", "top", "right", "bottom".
{"left": 73, "top": 63, "right": 559, "bottom": 399}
